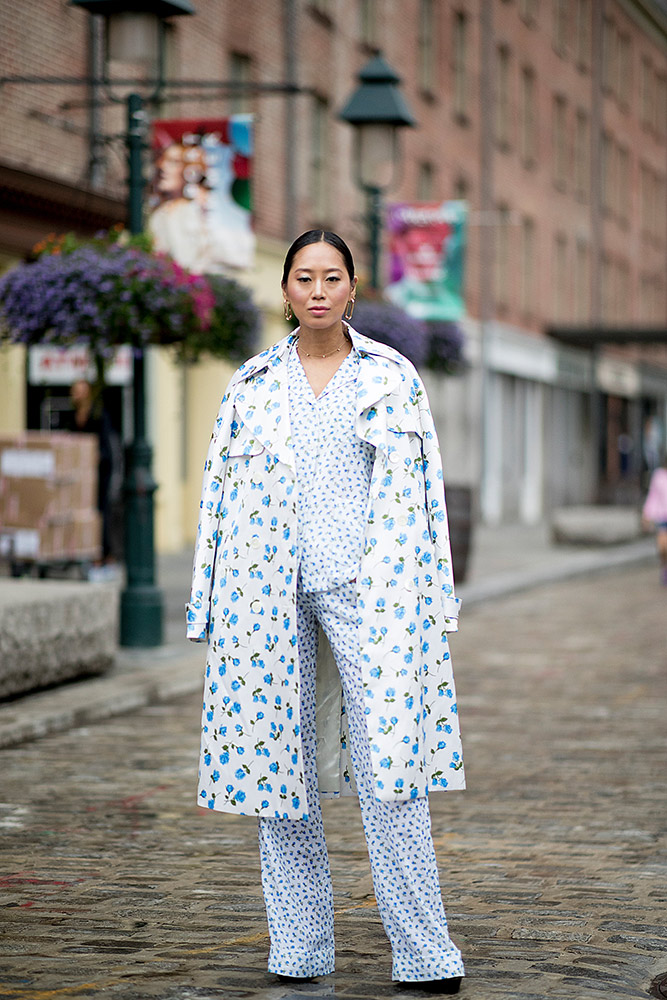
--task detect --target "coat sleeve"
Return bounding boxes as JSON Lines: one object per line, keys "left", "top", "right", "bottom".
{"left": 416, "top": 377, "right": 461, "bottom": 632}
{"left": 185, "top": 383, "right": 236, "bottom": 642}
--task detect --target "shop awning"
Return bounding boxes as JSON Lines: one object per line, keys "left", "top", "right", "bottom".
{"left": 0, "top": 162, "right": 125, "bottom": 258}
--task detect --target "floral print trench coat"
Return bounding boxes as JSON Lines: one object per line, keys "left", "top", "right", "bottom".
{"left": 187, "top": 327, "right": 465, "bottom": 819}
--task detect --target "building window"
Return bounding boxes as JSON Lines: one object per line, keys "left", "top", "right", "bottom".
{"left": 640, "top": 162, "right": 652, "bottom": 237}
{"left": 617, "top": 144, "right": 630, "bottom": 225}
{"left": 553, "top": 232, "right": 568, "bottom": 321}
{"left": 310, "top": 0, "right": 332, "bottom": 18}
{"left": 520, "top": 65, "right": 537, "bottom": 166}
{"left": 617, "top": 33, "right": 632, "bottom": 108}
{"left": 602, "top": 17, "right": 617, "bottom": 94}
{"left": 641, "top": 56, "right": 654, "bottom": 129}
{"left": 519, "top": 0, "right": 538, "bottom": 26}
{"left": 495, "top": 204, "right": 511, "bottom": 312}
{"left": 601, "top": 255, "right": 613, "bottom": 322}
{"left": 574, "top": 0, "right": 591, "bottom": 69}
{"left": 552, "top": 94, "right": 568, "bottom": 190}
{"left": 617, "top": 259, "right": 631, "bottom": 323}
{"left": 574, "top": 108, "right": 589, "bottom": 201}
{"left": 452, "top": 11, "right": 468, "bottom": 121}
{"left": 601, "top": 131, "right": 615, "bottom": 215}
{"left": 520, "top": 216, "right": 536, "bottom": 317}
{"left": 359, "top": 0, "right": 377, "bottom": 47}
{"left": 229, "top": 52, "right": 252, "bottom": 115}
{"left": 495, "top": 44, "right": 512, "bottom": 149}
{"left": 642, "top": 165, "right": 667, "bottom": 245}
{"left": 574, "top": 239, "right": 590, "bottom": 322}
{"left": 310, "top": 96, "right": 329, "bottom": 222}
{"left": 418, "top": 0, "right": 436, "bottom": 93}
{"left": 659, "top": 175, "right": 667, "bottom": 246}
{"left": 656, "top": 74, "right": 667, "bottom": 139}
{"left": 553, "top": 0, "right": 568, "bottom": 58}
{"left": 417, "top": 162, "right": 435, "bottom": 201}
{"left": 454, "top": 175, "right": 469, "bottom": 200}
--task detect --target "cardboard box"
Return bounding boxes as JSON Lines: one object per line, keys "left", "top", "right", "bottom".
{"left": 0, "top": 432, "right": 99, "bottom": 531}
{"left": 0, "top": 510, "right": 102, "bottom": 562}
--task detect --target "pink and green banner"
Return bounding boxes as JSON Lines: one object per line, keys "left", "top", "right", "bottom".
{"left": 386, "top": 201, "right": 467, "bottom": 321}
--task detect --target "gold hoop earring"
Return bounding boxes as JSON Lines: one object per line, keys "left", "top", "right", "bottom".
{"left": 283, "top": 299, "right": 292, "bottom": 321}
{"left": 344, "top": 297, "right": 355, "bottom": 321}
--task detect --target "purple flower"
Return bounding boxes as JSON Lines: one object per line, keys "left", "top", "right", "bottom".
{"left": 352, "top": 300, "right": 429, "bottom": 368}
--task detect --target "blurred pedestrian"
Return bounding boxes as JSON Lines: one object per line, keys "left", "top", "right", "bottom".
{"left": 69, "top": 379, "right": 114, "bottom": 566}
{"left": 642, "top": 454, "right": 667, "bottom": 585}
{"left": 187, "top": 230, "right": 465, "bottom": 993}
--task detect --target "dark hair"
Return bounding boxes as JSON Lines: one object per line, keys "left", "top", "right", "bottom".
{"left": 282, "top": 230, "right": 355, "bottom": 285}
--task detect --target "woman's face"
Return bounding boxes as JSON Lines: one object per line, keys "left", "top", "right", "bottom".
{"left": 283, "top": 242, "right": 356, "bottom": 332}
{"left": 155, "top": 145, "right": 185, "bottom": 195}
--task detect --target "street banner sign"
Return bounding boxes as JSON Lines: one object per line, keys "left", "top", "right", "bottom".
{"left": 386, "top": 200, "right": 468, "bottom": 321}
{"left": 149, "top": 116, "right": 255, "bottom": 274}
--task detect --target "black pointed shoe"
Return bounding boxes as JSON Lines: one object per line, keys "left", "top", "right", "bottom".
{"left": 398, "top": 977, "right": 462, "bottom": 995}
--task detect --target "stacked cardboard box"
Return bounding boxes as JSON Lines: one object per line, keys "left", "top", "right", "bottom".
{"left": 0, "top": 432, "right": 101, "bottom": 562}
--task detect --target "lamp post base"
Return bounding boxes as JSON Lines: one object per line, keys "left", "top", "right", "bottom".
{"left": 120, "top": 585, "right": 163, "bottom": 648}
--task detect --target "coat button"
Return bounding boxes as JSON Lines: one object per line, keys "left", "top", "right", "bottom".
{"left": 250, "top": 599, "right": 262, "bottom": 614}
{"left": 397, "top": 514, "right": 408, "bottom": 526}
{"left": 389, "top": 450, "right": 401, "bottom": 464}
{"left": 250, "top": 536, "right": 262, "bottom": 549}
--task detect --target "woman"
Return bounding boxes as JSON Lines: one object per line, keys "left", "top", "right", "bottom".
{"left": 187, "top": 230, "right": 465, "bottom": 992}
{"left": 642, "top": 455, "right": 667, "bottom": 585}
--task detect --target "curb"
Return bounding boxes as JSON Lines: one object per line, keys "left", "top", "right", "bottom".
{"left": 0, "top": 539, "right": 657, "bottom": 750}
{"left": 458, "top": 538, "right": 655, "bottom": 608}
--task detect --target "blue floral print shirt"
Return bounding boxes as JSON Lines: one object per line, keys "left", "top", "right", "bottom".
{"left": 288, "top": 345, "right": 375, "bottom": 593}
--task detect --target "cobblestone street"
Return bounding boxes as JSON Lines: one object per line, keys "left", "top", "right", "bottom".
{"left": 1, "top": 565, "right": 666, "bottom": 1000}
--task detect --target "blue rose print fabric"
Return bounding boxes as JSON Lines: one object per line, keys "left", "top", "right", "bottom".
{"left": 187, "top": 327, "right": 465, "bottom": 818}
{"left": 259, "top": 579, "right": 464, "bottom": 982}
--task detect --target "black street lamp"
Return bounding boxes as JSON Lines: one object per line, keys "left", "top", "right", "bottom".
{"left": 339, "top": 55, "right": 416, "bottom": 290}
{"left": 72, "top": 0, "right": 195, "bottom": 647}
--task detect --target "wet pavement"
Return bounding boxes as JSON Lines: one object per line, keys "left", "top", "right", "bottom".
{"left": 1, "top": 563, "right": 666, "bottom": 999}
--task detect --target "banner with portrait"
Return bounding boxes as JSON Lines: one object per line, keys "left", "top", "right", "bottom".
{"left": 149, "top": 116, "right": 255, "bottom": 274}
{"left": 386, "top": 201, "right": 468, "bottom": 321}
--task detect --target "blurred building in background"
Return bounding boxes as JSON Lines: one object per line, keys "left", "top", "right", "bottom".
{"left": 0, "top": 0, "right": 666, "bottom": 546}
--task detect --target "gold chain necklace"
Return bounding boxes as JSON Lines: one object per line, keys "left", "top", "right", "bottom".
{"left": 296, "top": 334, "right": 349, "bottom": 359}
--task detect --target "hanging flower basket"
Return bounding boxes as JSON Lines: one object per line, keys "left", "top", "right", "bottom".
{"left": 0, "top": 228, "right": 261, "bottom": 364}
{"left": 352, "top": 298, "right": 467, "bottom": 374}
{"left": 352, "top": 299, "right": 430, "bottom": 368}
{"left": 425, "top": 321, "right": 468, "bottom": 375}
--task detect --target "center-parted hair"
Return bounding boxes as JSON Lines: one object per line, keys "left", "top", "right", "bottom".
{"left": 282, "top": 230, "right": 355, "bottom": 285}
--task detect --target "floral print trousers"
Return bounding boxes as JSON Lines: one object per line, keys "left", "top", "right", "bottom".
{"left": 258, "top": 581, "right": 465, "bottom": 982}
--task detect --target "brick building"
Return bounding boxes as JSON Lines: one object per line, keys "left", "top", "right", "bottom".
{"left": 0, "top": 0, "right": 666, "bottom": 548}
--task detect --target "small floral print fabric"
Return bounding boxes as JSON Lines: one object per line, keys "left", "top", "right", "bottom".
{"left": 288, "top": 344, "right": 375, "bottom": 592}
{"left": 259, "top": 579, "right": 465, "bottom": 982}
{"left": 187, "top": 327, "right": 465, "bottom": 818}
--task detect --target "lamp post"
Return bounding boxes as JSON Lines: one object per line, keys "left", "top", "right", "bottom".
{"left": 339, "top": 55, "right": 416, "bottom": 290}
{"left": 72, "top": 0, "right": 195, "bottom": 646}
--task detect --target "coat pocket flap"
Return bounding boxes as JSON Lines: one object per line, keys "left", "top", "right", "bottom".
{"left": 226, "top": 417, "right": 266, "bottom": 458}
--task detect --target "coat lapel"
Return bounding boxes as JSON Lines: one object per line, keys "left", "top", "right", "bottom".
{"left": 349, "top": 328, "right": 403, "bottom": 455}
{"left": 233, "top": 335, "right": 295, "bottom": 472}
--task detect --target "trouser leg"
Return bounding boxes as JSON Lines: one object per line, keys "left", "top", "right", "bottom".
{"left": 314, "top": 585, "right": 465, "bottom": 983}
{"left": 257, "top": 588, "right": 335, "bottom": 977}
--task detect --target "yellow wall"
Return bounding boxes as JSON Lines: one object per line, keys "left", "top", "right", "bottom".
{"left": 0, "top": 344, "right": 27, "bottom": 435}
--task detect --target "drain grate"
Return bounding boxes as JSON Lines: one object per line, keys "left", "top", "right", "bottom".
{"left": 650, "top": 973, "right": 667, "bottom": 999}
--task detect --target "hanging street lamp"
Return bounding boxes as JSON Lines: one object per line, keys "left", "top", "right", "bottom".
{"left": 71, "top": 0, "right": 195, "bottom": 647}
{"left": 339, "top": 55, "right": 416, "bottom": 290}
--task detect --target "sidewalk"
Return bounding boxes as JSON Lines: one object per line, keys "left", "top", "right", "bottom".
{"left": 0, "top": 522, "right": 657, "bottom": 750}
